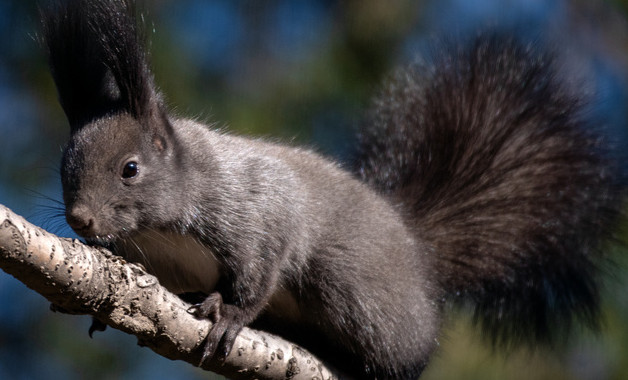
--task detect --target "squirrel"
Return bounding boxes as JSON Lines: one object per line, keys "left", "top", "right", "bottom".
{"left": 40, "top": 0, "right": 625, "bottom": 379}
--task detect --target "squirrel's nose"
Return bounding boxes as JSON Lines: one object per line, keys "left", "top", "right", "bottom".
{"left": 66, "top": 206, "right": 96, "bottom": 236}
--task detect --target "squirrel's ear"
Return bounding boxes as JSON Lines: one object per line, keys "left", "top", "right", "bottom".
{"left": 147, "top": 105, "right": 175, "bottom": 153}
{"left": 41, "top": 0, "right": 162, "bottom": 131}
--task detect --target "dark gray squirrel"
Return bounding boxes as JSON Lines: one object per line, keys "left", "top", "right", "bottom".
{"left": 40, "top": 0, "right": 625, "bottom": 378}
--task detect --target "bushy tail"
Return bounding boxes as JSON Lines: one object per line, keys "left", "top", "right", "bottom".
{"left": 356, "top": 33, "right": 625, "bottom": 345}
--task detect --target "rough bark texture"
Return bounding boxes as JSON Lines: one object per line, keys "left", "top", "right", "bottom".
{"left": 0, "top": 204, "right": 337, "bottom": 380}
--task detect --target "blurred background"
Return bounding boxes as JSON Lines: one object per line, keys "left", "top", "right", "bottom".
{"left": 1, "top": 0, "right": 628, "bottom": 379}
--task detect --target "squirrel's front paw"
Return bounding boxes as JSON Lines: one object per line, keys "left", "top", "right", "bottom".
{"left": 188, "top": 292, "right": 223, "bottom": 321}
{"left": 188, "top": 292, "right": 245, "bottom": 366}
{"left": 88, "top": 317, "right": 107, "bottom": 337}
{"left": 51, "top": 304, "right": 107, "bottom": 338}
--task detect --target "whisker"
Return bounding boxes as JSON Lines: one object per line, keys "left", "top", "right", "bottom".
{"left": 24, "top": 188, "right": 65, "bottom": 206}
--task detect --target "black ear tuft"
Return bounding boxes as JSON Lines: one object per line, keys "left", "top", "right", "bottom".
{"left": 41, "top": 0, "right": 160, "bottom": 130}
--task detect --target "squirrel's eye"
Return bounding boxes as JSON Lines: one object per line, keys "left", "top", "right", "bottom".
{"left": 122, "top": 161, "right": 139, "bottom": 178}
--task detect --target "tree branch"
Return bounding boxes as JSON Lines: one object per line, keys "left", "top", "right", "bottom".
{"left": 0, "top": 204, "right": 337, "bottom": 380}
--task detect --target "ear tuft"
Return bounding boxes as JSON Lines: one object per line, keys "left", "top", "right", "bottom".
{"left": 40, "top": 0, "right": 161, "bottom": 130}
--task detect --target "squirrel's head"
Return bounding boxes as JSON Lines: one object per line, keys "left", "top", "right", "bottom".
{"left": 60, "top": 112, "right": 178, "bottom": 241}
{"left": 42, "top": 0, "right": 180, "bottom": 241}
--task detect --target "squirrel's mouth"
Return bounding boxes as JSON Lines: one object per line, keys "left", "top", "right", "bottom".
{"left": 84, "top": 228, "right": 134, "bottom": 248}
{"left": 85, "top": 234, "right": 117, "bottom": 248}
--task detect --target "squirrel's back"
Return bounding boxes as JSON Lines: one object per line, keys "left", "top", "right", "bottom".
{"left": 356, "top": 33, "right": 625, "bottom": 346}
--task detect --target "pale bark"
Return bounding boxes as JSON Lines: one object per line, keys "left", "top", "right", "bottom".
{"left": 0, "top": 204, "right": 337, "bottom": 380}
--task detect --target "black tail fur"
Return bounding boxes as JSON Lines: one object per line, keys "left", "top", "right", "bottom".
{"left": 356, "top": 33, "right": 624, "bottom": 346}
